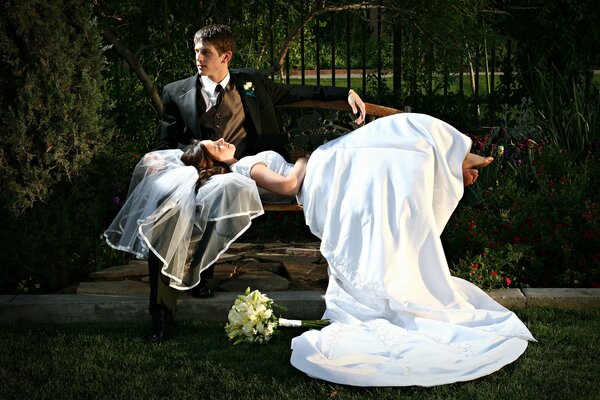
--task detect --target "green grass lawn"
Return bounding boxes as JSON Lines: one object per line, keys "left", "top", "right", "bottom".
{"left": 1, "top": 307, "right": 599, "bottom": 400}
{"left": 288, "top": 74, "right": 505, "bottom": 98}
{"left": 286, "top": 72, "right": 600, "bottom": 99}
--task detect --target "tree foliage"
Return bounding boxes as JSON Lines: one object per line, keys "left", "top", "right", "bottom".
{"left": 0, "top": 0, "right": 112, "bottom": 214}
{"left": 492, "top": 0, "right": 600, "bottom": 80}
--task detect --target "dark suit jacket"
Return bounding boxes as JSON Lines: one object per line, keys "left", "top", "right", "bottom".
{"left": 157, "top": 68, "right": 349, "bottom": 157}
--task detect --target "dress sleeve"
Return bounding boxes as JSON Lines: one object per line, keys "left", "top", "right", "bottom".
{"left": 230, "top": 155, "right": 266, "bottom": 178}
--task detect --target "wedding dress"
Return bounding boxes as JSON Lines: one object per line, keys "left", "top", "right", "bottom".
{"left": 106, "top": 112, "right": 534, "bottom": 386}
{"left": 104, "top": 150, "right": 264, "bottom": 290}
{"left": 284, "top": 113, "right": 535, "bottom": 386}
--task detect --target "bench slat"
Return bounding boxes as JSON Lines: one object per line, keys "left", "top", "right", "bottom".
{"left": 282, "top": 100, "right": 401, "bottom": 118}
{"left": 262, "top": 203, "right": 303, "bottom": 212}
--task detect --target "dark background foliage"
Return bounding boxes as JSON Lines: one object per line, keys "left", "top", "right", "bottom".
{"left": 0, "top": 0, "right": 598, "bottom": 293}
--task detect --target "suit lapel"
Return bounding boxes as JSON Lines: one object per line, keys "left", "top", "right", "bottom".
{"left": 230, "top": 71, "right": 260, "bottom": 135}
{"left": 179, "top": 76, "right": 205, "bottom": 137}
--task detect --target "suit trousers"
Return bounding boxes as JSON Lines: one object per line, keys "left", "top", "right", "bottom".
{"left": 148, "top": 222, "right": 217, "bottom": 315}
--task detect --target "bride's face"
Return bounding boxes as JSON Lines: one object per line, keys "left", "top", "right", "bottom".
{"left": 201, "top": 138, "right": 236, "bottom": 161}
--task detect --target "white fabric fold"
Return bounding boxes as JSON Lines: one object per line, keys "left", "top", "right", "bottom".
{"left": 291, "top": 113, "right": 535, "bottom": 386}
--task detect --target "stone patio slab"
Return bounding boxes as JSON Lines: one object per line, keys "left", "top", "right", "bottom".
{"left": 77, "top": 280, "right": 149, "bottom": 296}
{"left": 0, "top": 294, "right": 148, "bottom": 324}
{"left": 1, "top": 289, "right": 599, "bottom": 325}
{"left": 89, "top": 263, "right": 148, "bottom": 280}
{"left": 522, "top": 288, "right": 600, "bottom": 308}
{"left": 489, "top": 288, "right": 526, "bottom": 307}
{"left": 219, "top": 270, "right": 290, "bottom": 292}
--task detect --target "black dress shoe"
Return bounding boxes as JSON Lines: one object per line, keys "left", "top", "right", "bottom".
{"left": 148, "top": 305, "right": 173, "bottom": 343}
{"left": 190, "top": 284, "right": 214, "bottom": 298}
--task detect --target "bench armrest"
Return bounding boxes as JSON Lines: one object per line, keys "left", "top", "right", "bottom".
{"left": 282, "top": 100, "right": 402, "bottom": 118}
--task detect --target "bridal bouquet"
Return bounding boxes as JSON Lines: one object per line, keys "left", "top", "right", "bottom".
{"left": 225, "top": 287, "right": 329, "bottom": 345}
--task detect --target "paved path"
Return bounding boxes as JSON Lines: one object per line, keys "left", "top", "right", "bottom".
{"left": 1, "top": 288, "right": 599, "bottom": 325}
{"left": 2, "top": 242, "right": 598, "bottom": 325}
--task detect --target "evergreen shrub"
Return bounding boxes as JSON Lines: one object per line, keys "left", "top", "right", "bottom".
{"left": 0, "top": 0, "right": 117, "bottom": 292}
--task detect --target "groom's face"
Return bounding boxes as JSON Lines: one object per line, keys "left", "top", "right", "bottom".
{"left": 194, "top": 39, "right": 231, "bottom": 82}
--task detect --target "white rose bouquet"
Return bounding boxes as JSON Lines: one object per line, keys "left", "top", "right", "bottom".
{"left": 224, "top": 287, "right": 329, "bottom": 345}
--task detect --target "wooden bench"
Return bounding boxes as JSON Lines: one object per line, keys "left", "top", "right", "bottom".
{"left": 263, "top": 99, "right": 402, "bottom": 212}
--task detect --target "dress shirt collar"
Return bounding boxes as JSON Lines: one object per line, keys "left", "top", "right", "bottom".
{"left": 200, "top": 73, "right": 231, "bottom": 95}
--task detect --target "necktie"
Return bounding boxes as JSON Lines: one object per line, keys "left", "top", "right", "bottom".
{"left": 215, "top": 84, "right": 224, "bottom": 109}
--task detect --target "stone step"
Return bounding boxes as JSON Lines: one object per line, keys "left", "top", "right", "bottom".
{"left": 2, "top": 289, "right": 599, "bottom": 325}
{"left": 219, "top": 270, "right": 290, "bottom": 292}
{"left": 77, "top": 280, "right": 149, "bottom": 296}
{"left": 285, "top": 247, "right": 323, "bottom": 257}
{"left": 225, "top": 242, "right": 257, "bottom": 253}
{"left": 89, "top": 262, "right": 148, "bottom": 280}
{"left": 281, "top": 258, "right": 327, "bottom": 282}
{"left": 252, "top": 253, "right": 321, "bottom": 264}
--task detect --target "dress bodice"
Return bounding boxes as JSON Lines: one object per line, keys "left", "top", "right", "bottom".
{"left": 230, "top": 151, "right": 294, "bottom": 178}
{"left": 230, "top": 151, "right": 304, "bottom": 204}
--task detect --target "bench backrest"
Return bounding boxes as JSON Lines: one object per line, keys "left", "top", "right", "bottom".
{"left": 264, "top": 100, "right": 402, "bottom": 212}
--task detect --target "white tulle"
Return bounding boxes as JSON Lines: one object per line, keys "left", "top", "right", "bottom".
{"left": 104, "top": 149, "right": 264, "bottom": 290}
{"left": 290, "top": 113, "right": 535, "bottom": 387}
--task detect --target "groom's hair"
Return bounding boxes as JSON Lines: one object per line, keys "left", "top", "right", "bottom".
{"left": 193, "top": 24, "right": 236, "bottom": 56}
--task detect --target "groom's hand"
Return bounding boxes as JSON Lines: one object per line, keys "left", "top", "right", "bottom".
{"left": 348, "top": 89, "right": 366, "bottom": 125}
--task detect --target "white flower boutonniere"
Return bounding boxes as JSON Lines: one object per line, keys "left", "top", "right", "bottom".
{"left": 243, "top": 81, "right": 256, "bottom": 98}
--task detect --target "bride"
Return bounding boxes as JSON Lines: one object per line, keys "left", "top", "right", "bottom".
{"left": 106, "top": 112, "right": 535, "bottom": 386}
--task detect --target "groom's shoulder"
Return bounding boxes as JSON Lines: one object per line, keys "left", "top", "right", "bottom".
{"left": 163, "top": 75, "right": 197, "bottom": 92}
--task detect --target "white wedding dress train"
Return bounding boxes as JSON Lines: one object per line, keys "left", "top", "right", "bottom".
{"left": 290, "top": 113, "right": 535, "bottom": 386}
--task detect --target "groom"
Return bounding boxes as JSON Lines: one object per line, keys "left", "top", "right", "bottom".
{"left": 148, "top": 24, "right": 366, "bottom": 342}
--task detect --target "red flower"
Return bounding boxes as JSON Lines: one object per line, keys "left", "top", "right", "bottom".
{"left": 505, "top": 277, "right": 512, "bottom": 285}
{"left": 471, "top": 263, "right": 479, "bottom": 269}
{"left": 513, "top": 235, "right": 521, "bottom": 243}
{"left": 491, "top": 271, "right": 498, "bottom": 276}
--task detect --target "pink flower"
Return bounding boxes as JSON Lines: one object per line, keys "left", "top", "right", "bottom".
{"left": 505, "top": 277, "right": 512, "bottom": 285}
{"left": 491, "top": 271, "right": 498, "bottom": 276}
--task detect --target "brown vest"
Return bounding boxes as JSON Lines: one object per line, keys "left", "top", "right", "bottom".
{"left": 198, "top": 83, "right": 248, "bottom": 157}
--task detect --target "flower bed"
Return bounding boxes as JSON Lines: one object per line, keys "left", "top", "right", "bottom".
{"left": 443, "top": 128, "right": 600, "bottom": 289}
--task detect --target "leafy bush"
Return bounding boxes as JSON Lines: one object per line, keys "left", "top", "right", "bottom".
{"left": 0, "top": 0, "right": 112, "bottom": 213}
{"left": 0, "top": 0, "right": 130, "bottom": 292}
{"left": 0, "top": 145, "right": 137, "bottom": 292}
{"left": 527, "top": 70, "right": 600, "bottom": 158}
{"left": 444, "top": 140, "right": 600, "bottom": 289}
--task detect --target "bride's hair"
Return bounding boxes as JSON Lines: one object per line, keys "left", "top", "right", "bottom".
{"left": 181, "top": 140, "right": 229, "bottom": 189}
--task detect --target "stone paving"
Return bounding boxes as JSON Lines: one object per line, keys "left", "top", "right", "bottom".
{"left": 77, "top": 242, "right": 329, "bottom": 296}
{"left": 1, "top": 241, "right": 599, "bottom": 325}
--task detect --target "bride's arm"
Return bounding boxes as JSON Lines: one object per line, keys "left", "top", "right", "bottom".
{"left": 249, "top": 157, "right": 308, "bottom": 196}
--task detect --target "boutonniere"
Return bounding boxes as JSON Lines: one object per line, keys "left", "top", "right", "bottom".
{"left": 243, "top": 81, "right": 256, "bottom": 98}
